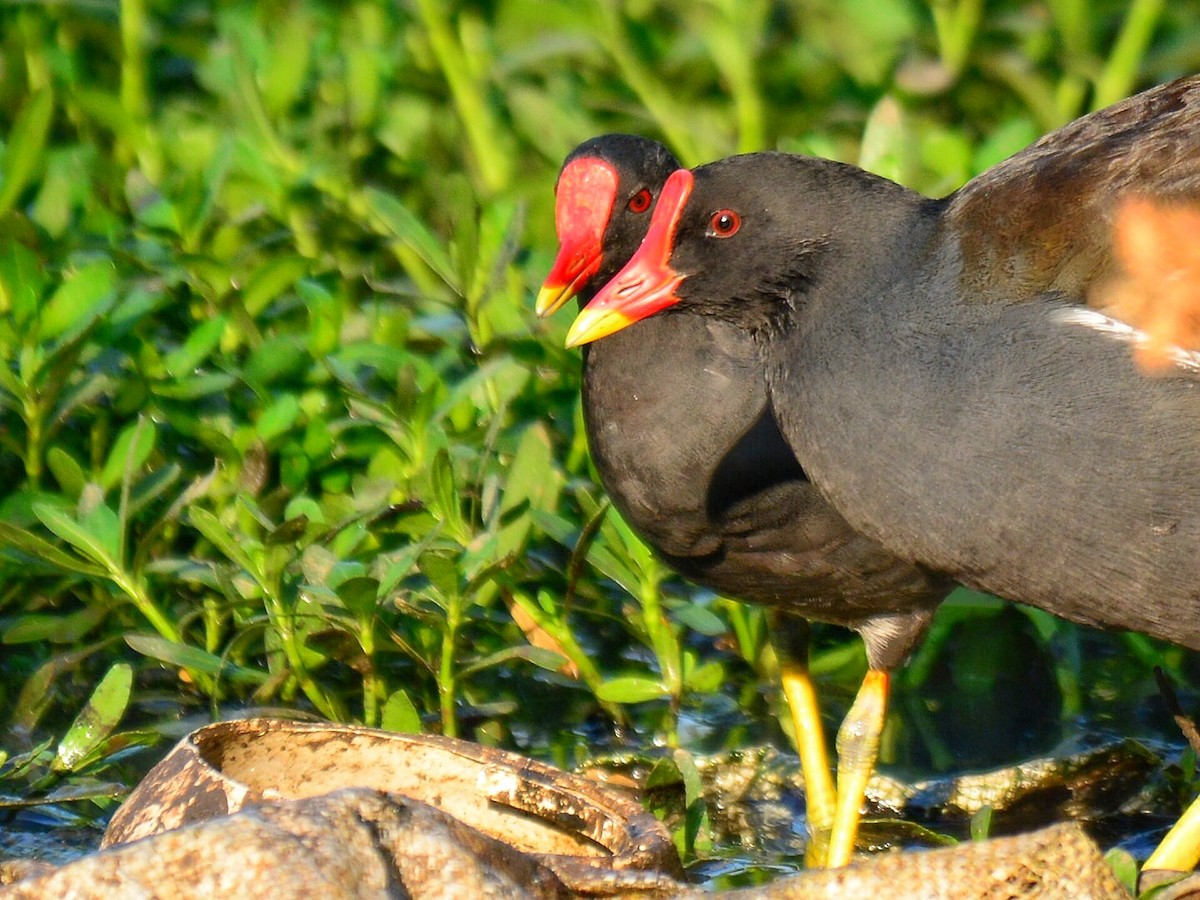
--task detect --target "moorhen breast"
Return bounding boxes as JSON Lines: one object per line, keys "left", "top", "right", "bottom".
{"left": 568, "top": 75, "right": 1200, "bottom": 872}
{"left": 538, "top": 135, "right": 952, "bottom": 863}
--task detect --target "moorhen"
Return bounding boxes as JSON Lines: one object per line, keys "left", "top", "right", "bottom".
{"left": 538, "top": 135, "right": 952, "bottom": 861}
{"left": 567, "top": 75, "right": 1200, "bottom": 871}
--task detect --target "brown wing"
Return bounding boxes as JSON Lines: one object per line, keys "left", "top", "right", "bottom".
{"left": 941, "top": 74, "right": 1200, "bottom": 306}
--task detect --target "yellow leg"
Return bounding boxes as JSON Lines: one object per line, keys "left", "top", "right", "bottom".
{"left": 826, "top": 669, "right": 890, "bottom": 868}
{"left": 1144, "top": 791, "right": 1200, "bottom": 873}
{"left": 780, "top": 660, "right": 837, "bottom": 829}
{"left": 767, "top": 613, "right": 837, "bottom": 865}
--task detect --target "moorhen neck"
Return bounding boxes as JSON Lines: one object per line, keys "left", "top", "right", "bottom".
{"left": 538, "top": 135, "right": 952, "bottom": 864}
{"left": 569, "top": 75, "right": 1200, "bottom": 872}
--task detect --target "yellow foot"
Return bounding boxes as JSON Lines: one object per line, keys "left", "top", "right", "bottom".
{"left": 769, "top": 614, "right": 837, "bottom": 865}
{"left": 826, "top": 669, "right": 890, "bottom": 868}
{"left": 1144, "top": 790, "right": 1200, "bottom": 874}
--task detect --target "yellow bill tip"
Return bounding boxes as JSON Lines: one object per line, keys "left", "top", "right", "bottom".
{"left": 535, "top": 283, "right": 572, "bottom": 318}
{"left": 564, "top": 306, "right": 635, "bottom": 348}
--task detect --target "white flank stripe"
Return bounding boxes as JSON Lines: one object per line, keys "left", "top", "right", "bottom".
{"left": 1051, "top": 307, "right": 1200, "bottom": 374}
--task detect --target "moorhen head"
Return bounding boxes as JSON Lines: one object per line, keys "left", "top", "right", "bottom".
{"left": 537, "top": 134, "right": 680, "bottom": 317}
{"left": 568, "top": 74, "right": 1200, "bottom": 871}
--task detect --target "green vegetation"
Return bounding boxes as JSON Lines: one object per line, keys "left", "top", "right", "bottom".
{"left": 0, "top": 0, "right": 1196, "bottom": 871}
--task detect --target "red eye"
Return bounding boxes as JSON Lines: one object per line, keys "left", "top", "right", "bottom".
{"left": 708, "top": 209, "right": 741, "bottom": 237}
{"left": 627, "top": 189, "right": 652, "bottom": 213}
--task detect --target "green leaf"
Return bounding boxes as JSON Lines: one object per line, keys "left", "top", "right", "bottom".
{"left": 596, "top": 675, "right": 669, "bottom": 704}
{"left": 672, "top": 748, "right": 712, "bottom": 854}
{"left": 125, "top": 169, "right": 181, "bottom": 233}
{"left": 363, "top": 188, "right": 457, "bottom": 289}
{"left": 45, "top": 447, "right": 86, "bottom": 498}
{"left": 242, "top": 255, "right": 310, "bottom": 316}
{"left": 260, "top": 7, "right": 314, "bottom": 114}
{"left": 245, "top": 335, "right": 310, "bottom": 387}
{"left": 673, "top": 603, "right": 726, "bottom": 636}
{"left": 54, "top": 662, "right": 132, "bottom": 772}
{"left": 39, "top": 260, "right": 115, "bottom": 341}
{"left": 265, "top": 514, "right": 308, "bottom": 546}
{"left": 1102, "top": 848, "right": 1138, "bottom": 895}
{"left": 427, "top": 448, "right": 466, "bottom": 541}
{"left": 165, "top": 315, "right": 227, "bottom": 378}
{"left": 0, "top": 738, "right": 53, "bottom": 780}
{"left": 684, "top": 658, "right": 724, "bottom": 694}
{"left": 3, "top": 604, "right": 108, "bottom": 645}
{"left": 973, "top": 117, "right": 1039, "bottom": 174}
{"left": 256, "top": 393, "right": 301, "bottom": 443}
{"left": 495, "top": 423, "right": 561, "bottom": 561}
{"left": 33, "top": 503, "right": 121, "bottom": 572}
{"left": 969, "top": 804, "right": 993, "bottom": 842}
{"left": 0, "top": 519, "right": 106, "bottom": 577}
{"left": 417, "top": 549, "right": 460, "bottom": 603}
{"left": 0, "top": 239, "right": 46, "bottom": 327}
{"left": 381, "top": 689, "right": 422, "bottom": 734}
{"left": 189, "top": 507, "right": 262, "bottom": 584}
{"left": 153, "top": 372, "right": 238, "bottom": 400}
{"left": 458, "top": 645, "right": 567, "bottom": 679}
{"left": 644, "top": 755, "right": 683, "bottom": 790}
{"left": 0, "top": 89, "right": 54, "bottom": 215}
{"left": 127, "top": 462, "right": 183, "bottom": 519}
{"left": 125, "top": 633, "right": 269, "bottom": 685}
{"left": 41, "top": 781, "right": 128, "bottom": 804}
{"left": 531, "top": 508, "right": 641, "bottom": 598}
{"left": 336, "top": 576, "right": 381, "bottom": 617}
{"left": 858, "top": 94, "right": 911, "bottom": 183}
{"left": 79, "top": 500, "right": 121, "bottom": 562}
{"left": 300, "top": 279, "right": 341, "bottom": 357}
{"left": 99, "top": 418, "right": 157, "bottom": 492}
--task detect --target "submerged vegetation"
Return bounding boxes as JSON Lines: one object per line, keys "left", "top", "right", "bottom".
{"left": 0, "top": 0, "right": 1196, "bottom": 872}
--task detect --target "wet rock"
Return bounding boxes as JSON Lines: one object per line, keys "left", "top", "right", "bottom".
{"left": 3, "top": 789, "right": 571, "bottom": 899}
{"left": 103, "top": 718, "right": 685, "bottom": 896}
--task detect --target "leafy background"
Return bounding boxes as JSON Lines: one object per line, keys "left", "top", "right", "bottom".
{"left": 0, "top": 0, "right": 1197, "bottom": 879}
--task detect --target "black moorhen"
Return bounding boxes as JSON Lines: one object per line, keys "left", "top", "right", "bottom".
{"left": 567, "top": 76, "right": 1200, "bottom": 871}
{"left": 538, "top": 135, "right": 952, "bottom": 863}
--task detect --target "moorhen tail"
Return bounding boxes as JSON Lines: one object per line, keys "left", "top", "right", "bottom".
{"left": 569, "top": 75, "right": 1200, "bottom": 871}
{"left": 538, "top": 135, "right": 952, "bottom": 861}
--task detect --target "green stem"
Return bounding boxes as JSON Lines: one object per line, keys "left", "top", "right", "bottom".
{"left": 1053, "top": 73, "right": 1089, "bottom": 126}
{"left": 697, "top": 7, "right": 764, "bottom": 153}
{"left": 22, "top": 395, "right": 42, "bottom": 488}
{"left": 259, "top": 572, "right": 339, "bottom": 720}
{"left": 640, "top": 571, "right": 681, "bottom": 744}
{"left": 439, "top": 608, "right": 460, "bottom": 738}
{"left": 510, "top": 590, "right": 628, "bottom": 725}
{"left": 929, "top": 0, "right": 984, "bottom": 80}
{"left": 360, "top": 619, "right": 379, "bottom": 728}
{"left": 415, "top": 0, "right": 510, "bottom": 194}
{"left": 1047, "top": 0, "right": 1094, "bottom": 122}
{"left": 1092, "top": 0, "right": 1163, "bottom": 109}
{"left": 981, "top": 55, "right": 1062, "bottom": 133}
{"left": 720, "top": 599, "right": 765, "bottom": 666}
{"left": 17, "top": 11, "right": 52, "bottom": 93}
{"left": 116, "top": 572, "right": 218, "bottom": 696}
{"left": 592, "top": 2, "right": 703, "bottom": 166}
{"left": 116, "top": 573, "right": 181, "bottom": 645}
{"left": 119, "top": 0, "right": 148, "bottom": 122}
{"left": 1046, "top": 0, "right": 1091, "bottom": 61}
{"left": 119, "top": 0, "right": 162, "bottom": 181}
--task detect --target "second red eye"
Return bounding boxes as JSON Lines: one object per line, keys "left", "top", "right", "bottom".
{"left": 708, "top": 209, "right": 741, "bottom": 237}
{"left": 627, "top": 189, "right": 652, "bottom": 213}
